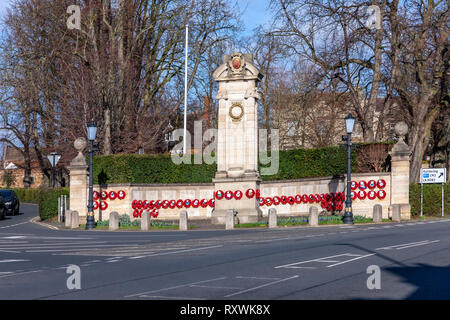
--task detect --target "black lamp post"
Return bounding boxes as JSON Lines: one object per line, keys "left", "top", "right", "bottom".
{"left": 47, "top": 152, "right": 61, "bottom": 188}
{"left": 343, "top": 113, "right": 355, "bottom": 225}
{"left": 85, "top": 121, "right": 97, "bottom": 230}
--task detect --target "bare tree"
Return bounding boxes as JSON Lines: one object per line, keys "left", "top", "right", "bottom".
{"left": 384, "top": 0, "right": 449, "bottom": 182}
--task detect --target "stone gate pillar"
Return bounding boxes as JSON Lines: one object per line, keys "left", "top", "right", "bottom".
{"left": 211, "top": 53, "right": 263, "bottom": 224}
{"left": 389, "top": 122, "right": 411, "bottom": 220}
{"left": 67, "top": 138, "right": 88, "bottom": 222}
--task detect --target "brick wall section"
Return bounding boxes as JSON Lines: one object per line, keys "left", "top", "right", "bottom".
{"left": 0, "top": 168, "right": 46, "bottom": 188}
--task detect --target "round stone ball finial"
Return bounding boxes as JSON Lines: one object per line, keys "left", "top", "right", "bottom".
{"left": 394, "top": 121, "right": 408, "bottom": 139}
{"left": 74, "top": 137, "right": 87, "bottom": 152}
{"left": 70, "top": 137, "right": 88, "bottom": 166}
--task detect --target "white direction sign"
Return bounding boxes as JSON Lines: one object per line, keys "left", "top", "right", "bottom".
{"left": 420, "top": 168, "right": 446, "bottom": 184}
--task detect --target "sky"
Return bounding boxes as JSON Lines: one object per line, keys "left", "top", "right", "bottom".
{"left": 0, "top": 0, "right": 9, "bottom": 16}
{"left": 241, "top": 0, "right": 273, "bottom": 34}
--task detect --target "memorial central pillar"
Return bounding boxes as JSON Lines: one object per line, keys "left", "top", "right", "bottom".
{"left": 211, "top": 53, "right": 263, "bottom": 224}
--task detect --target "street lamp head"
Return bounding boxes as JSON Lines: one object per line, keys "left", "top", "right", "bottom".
{"left": 87, "top": 121, "right": 97, "bottom": 141}
{"left": 345, "top": 113, "right": 355, "bottom": 134}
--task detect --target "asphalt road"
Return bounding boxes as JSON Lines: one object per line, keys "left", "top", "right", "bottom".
{"left": 0, "top": 203, "right": 449, "bottom": 300}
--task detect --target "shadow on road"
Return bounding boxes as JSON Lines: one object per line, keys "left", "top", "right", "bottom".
{"left": 384, "top": 264, "right": 450, "bottom": 299}
{"left": 336, "top": 243, "right": 450, "bottom": 300}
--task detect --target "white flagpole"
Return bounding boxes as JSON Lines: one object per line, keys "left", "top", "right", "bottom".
{"left": 183, "top": 24, "right": 188, "bottom": 155}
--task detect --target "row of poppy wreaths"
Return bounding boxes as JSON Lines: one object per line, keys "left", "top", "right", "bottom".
{"left": 351, "top": 179, "right": 386, "bottom": 190}
{"left": 92, "top": 190, "right": 126, "bottom": 201}
{"left": 92, "top": 190, "right": 127, "bottom": 211}
{"left": 129, "top": 188, "right": 387, "bottom": 216}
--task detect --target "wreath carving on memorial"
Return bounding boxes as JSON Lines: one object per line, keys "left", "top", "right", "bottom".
{"left": 229, "top": 102, "right": 244, "bottom": 122}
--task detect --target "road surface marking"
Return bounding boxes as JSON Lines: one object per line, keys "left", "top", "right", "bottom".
{"left": 224, "top": 275, "right": 299, "bottom": 298}
{"left": 135, "top": 245, "right": 223, "bottom": 258}
{"left": 0, "top": 222, "right": 29, "bottom": 229}
{"left": 275, "top": 253, "right": 375, "bottom": 269}
{"left": 325, "top": 254, "right": 376, "bottom": 267}
{"left": 393, "top": 240, "right": 440, "bottom": 250}
{"left": 0, "top": 270, "right": 43, "bottom": 278}
{"left": 0, "top": 259, "right": 30, "bottom": 263}
{"left": 235, "top": 276, "right": 281, "bottom": 280}
{"left": 2, "top": 236, "right": 27, "bottom": 239}
{"left": 189, "top": 284, "right": 245, "bottom": 290}
{"left": 376, "top": 240, "right": 439, "bottom": 250}
{"left": 125, "top": 277, "right": 228, "bottom": 297}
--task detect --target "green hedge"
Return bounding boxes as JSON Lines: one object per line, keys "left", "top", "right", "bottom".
{"left": 92, "top": 154, "right": 217, "bottom": 184}
{"left": 410, "top": 183, "right": 450, "bottom": 217}
{"left": 92, "top": 146, "right": 357, "bottom": 184}
{"left": 13, "top": 188, "right": 70, "bottom": 221}
{"left": 260, "top": 146, "right": 357, "bottom": 181}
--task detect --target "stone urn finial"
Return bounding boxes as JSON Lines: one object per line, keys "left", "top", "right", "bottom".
{"left": 394, "top": 121, "right": 408, "bottom": 141}
{"left": 391, "top": 121, "right": 410, "bottom": 155}
{"left": 70, "top": 137, "right": 87, "bottom": 166}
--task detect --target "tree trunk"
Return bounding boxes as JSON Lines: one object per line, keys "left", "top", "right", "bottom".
{"left": 103, "top": 107, "right": 112, "bottom": 155}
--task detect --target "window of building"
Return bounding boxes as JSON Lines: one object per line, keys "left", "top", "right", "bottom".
{"left": 287, "top": 121, "right": 298, "bottom": 137}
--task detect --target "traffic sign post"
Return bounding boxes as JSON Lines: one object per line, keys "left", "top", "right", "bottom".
{"left": 420, "top": 168, "right": 447, "bottom": 217}
{"left": 47, "top": 152, "right": 61, "bottom": 189}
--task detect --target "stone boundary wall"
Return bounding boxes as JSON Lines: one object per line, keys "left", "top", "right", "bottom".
{"left": 80, "top": 172, "right": 391, "bottom": 223}
{"left": 69, "top": 123, "right": 411, "bottom": 224}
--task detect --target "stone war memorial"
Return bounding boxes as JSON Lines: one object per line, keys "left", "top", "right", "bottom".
{"left": 68, "top": 52, "right": 411, "bottom": 228}
{"left": 211, "top": 53, "right": 263, "bottom": 224}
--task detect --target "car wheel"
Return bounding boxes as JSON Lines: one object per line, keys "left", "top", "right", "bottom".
{"left": 14, "top": 207, "right": 19, "bottom": 215}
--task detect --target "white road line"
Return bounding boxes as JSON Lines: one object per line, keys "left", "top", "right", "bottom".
{"left": 0, "top": 270, "right": 43, "bottom": 279}
{"left": 0, "top": 259, "right": 30, "bottom": 263}
{"left": 395, "top": 240, "right": 440, "bottom": 250}
{"left": 0, "top": 242, "right": 108, "bottom": 248}
{"left": 375, "top": 240, "right": 438, "bottom": 250}
{"left": 189, "top": 285, "right": 245, "bottom": 290}
{"left": 134, "top": 245, "right": 223, "bottom": 259}
{"left": 0, "top": 222, "right": 29, "bottom": 229}
{"left": 275, "top": 253, "right": 374, "bottom": 269}
{"left": 0, "top": 241, "right": 29, "bottom": 244}
{"left": 325, "top": 254, "right": 376, "bottom": 268}
{"left": 224, "top": 275, "right": 299, "bottom": 298}
{"left": 275, "top": 255, "right": 343, "bottom": 269}
{"left": 2, "top": 236, "right": 27, "bottom": 239}
{"left": 125, "top": 277, "right": 228, "bottom": 298}
{"left": 235, "top": 276, "right": 281, "bottom": 280}
{"left": 23, "top": 244, "right": 138, "bottom": 252}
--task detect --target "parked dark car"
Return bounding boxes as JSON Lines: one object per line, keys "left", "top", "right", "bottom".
{"left": 0, "top": 194, "right": 5, "bottom": 220}
{"left": 0, "top": 189, "right": 20, "bottom": 216}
